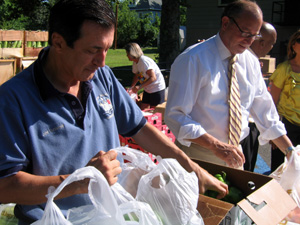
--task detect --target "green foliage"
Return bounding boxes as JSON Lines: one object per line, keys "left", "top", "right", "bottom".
{"left": 0, "top": 0, "right": 182, "bottom": 51}
{"left": 137, "top": 13, "right": 160, "bottom": 47}
{"left": 180, "top": 5, "right": 187, "bottom": 26}
{"left": 0, "top": 0, "right": 29, "bottom": 29}
{"left": 115, "top": 0, "right": 141, "bottom": 47}
{"left": 0, "top": 0, "right": 57, "bottom": 30}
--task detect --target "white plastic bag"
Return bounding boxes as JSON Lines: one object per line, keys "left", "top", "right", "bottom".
{"left": 111, "top": 183, "right": 163, "bottom": 225}
{"left": 270, "top": 146, "right": 300, "bottom": 206}
{"left": 135, "top": 158, "right": 204, "bottom": 225}
{"left": 32, "top": 166, "right": 126, "bottom": 225}
{"left": 114, "top": 146, "right": 157, "bottom": 197}
{"left": 127, "top": 88, "right": 137, "bottom": 103}
{"left": 270, "top": 146, "right": 300, "bottom": 223}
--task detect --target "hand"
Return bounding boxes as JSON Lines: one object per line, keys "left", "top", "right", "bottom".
{"left": 132, "top": 86, "right": 139, "bottom": 94}
{"left": 212, "top": 143, "right": 245, "bottom": 169}
{"left": 194, "top": 163, "right": 228, "bottom": 199}
{"left": 87, "top": 150, "right": 122, "bottom": 185}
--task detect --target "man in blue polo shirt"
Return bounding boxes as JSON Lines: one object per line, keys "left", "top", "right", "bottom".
{"left": 0, "top": 0, "right": 227, "bottom": 224}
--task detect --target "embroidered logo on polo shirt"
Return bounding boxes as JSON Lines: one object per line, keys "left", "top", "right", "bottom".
{"left": 42, "top": 123, "right": 65, "bottom": 137}
{"left": 96, "top": 94, "right": 114, "bottom": 118}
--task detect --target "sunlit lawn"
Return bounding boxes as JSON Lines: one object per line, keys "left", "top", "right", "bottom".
{"left": 106, "top": 47, "right": 159, "bottom": 68}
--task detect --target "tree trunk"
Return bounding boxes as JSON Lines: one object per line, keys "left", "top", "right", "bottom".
{"left": 159, "top": 0, "right": 180, "bottom": 69}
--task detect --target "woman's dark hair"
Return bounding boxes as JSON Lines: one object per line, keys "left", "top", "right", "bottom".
{"left": 48, "top": 0, "right": 116, "bottom": 48}
{"left": 287, "top": 30, "right": 300, "bottom": 60}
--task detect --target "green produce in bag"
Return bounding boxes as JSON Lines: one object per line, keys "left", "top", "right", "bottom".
{"left": 0, "top": 204, "right": 18, "bottom": 225}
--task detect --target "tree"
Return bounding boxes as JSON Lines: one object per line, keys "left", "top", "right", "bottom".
{"left": 0, "top": 0, "right": 57, "bottom": 30}
{"left": 137, "top": 13, "right": 160, "bottom": 47}
{"left": 159, "top": 0, "right": 180, "bottom": 68}
{"left": 114, "top": 0, "right": 141, "bottom": 48}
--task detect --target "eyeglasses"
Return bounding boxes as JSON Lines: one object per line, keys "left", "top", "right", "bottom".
{"left": 296, "top": 38, "right": 300, "bottom": 44}
{"left": 228, "top": 17, "right": 262, "bottom": 40}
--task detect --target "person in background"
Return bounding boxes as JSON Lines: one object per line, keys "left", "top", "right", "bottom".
{"left": 0, "top": 0, "right": 227, "bottom": 224}
{"left": 125, "top": 42, "right": 166, "bottom": 110}
{"left": 241, "top": 21, "right": 277, "bottom": 171}
{"left": 165, "top": 0, "right": 294, "bottom": 169}
{"left": 269, "top": 29, "right": 300, "bottom": 172}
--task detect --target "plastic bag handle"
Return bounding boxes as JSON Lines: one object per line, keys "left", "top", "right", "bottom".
{"left": 114, "top": 147, "right": 138, "bottom": 163}
{"left": 114, "top": 146, "right": 156, "bottom": 171}
{"left": 46, "top": 166, "right": 120, "bottom": 217}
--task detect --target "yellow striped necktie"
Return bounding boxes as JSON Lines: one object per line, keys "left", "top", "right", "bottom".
{"left": 228, "top": 55, "right": 242, "bottom": 146}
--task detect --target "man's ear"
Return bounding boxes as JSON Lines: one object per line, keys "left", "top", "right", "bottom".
{"left": 221, "top": 16, "right": 230, "bottom": 31}
{"left": 51, "top": 32, "right": 66, "bottom": 51}
{"left": 259, "top": 39, "right": 265, "bottom": 48}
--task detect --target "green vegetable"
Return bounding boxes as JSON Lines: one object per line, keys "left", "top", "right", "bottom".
{"left": 214, "top": 173, "right": 225, "bottom": 183}
{"left": 16, "top": 40, "right": 22, "bottom": 48}
{"left": 204, "top": 189, "right": 219, "bottom": 198}
{"left": 27, "top": 41, "right": 32, "bottom": 47}
{"left": 12, "top": 41, "right": 18, "bottom": 48}
{"left": 32, "top": 41, "right": 36, "bottom": 48}
{"left": 205, "top": 171, "right": 244, "bottom": 204}
{"left": 36, "top": 41, "right": 42, "bottom": 48}
{"left": 223, "top": 186, "right": 244, "bottom": 204}
{"left": 3, "top": 41, "right": 8, "bottom": 48}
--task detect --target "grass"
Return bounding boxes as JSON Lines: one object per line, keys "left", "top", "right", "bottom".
{"left": 106, "top": 47, "right": 159, "bottom": 68}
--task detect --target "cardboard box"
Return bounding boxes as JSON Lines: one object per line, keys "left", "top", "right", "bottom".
{"left": 0, "top": 30, "right": 24, "bottom": 59}
{"left": 16, "top": 56, "right": 37, "bottom": 72}
{"left": 0, "top": 59, "right": 16, "bottom": 85}
{"left": 259, "top": 56, "right": 276, "bottom": 74}
{"left": 24, "top": 31, "right": 48, "bottom": 57}
{"left": 194, "top": 159, "right": 297, "bottom": 225}
{"left": 154, "top": 101, "right": 166, "bottom": 123}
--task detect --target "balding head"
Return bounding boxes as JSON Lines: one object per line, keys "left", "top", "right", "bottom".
{"left": 220, "top": 0, "right": 263, "bottom": 55}
{"left": 250, "top": 22, "right": 277, "bottom": 58}
{"left": 221, "top": 0, "right": 262, "bottom": 21}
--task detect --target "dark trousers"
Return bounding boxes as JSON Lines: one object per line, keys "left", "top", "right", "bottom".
{"left": 241, "top": 122, "right": 260, "bottom": 171}
{"left": 271, "top": 117, "right": 300, "bottom": 172}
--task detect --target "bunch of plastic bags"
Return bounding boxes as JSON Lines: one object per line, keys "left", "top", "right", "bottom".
{"left": 270, "top": 145, "right": 300, "bottom": 223}
{"left": 32, "top": 147, "right": 204, "bottom": 225}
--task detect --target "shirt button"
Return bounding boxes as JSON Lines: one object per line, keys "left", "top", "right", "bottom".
{"left": 72, "top": 101, "right": 76, "bottom": 106}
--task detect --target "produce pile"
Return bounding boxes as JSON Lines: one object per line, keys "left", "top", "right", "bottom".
{"left": 0, "top": 41, "right": 48, "bottom": 48}
{"left": 205, "top": 171, "right": 244, "bottom": 204}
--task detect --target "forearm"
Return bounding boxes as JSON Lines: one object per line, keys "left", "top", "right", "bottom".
{"left": 0, "top": 171, "right": 87, "bottom": 205}
{"left": 133, "top": 123, "right": 194, "bottom": 172}
{"left": 138, "top": 76, "right": 155, "bottom": 90}
{"left": 130, "top": 74, "right": 139, "bottom": 87}
{"left": 272, "top": 134, "right": 293, "bottom": 155}
{"left": 188, "top": 133, "right": 224, "bottom": 152}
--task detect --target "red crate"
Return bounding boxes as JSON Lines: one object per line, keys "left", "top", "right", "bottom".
{"left": 119, "top": 135, "right": 127, "bottom": 146}
{"left": 144, "top": 112, "right": 162, "bottom": 126}
{"left": 127, "top": 143, "right": 158, "bottom": 164}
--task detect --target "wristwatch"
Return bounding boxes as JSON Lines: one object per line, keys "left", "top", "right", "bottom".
{"left": 285, "top": 146, "right": 295, "bottom": 155}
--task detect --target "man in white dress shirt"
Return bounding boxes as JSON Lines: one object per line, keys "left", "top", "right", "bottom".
{"left": 242, "top": 22, "right": 277, "bottom": 171}
{"left": 165, "top": 0, "right": 293, "bottom": 169}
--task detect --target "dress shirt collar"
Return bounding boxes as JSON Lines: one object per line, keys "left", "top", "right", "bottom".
{"left": 215, "top": 33, "right": 240, "bottom": 62}
{"left": 248, "top": 47, "right": 259, "bottom": 59}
